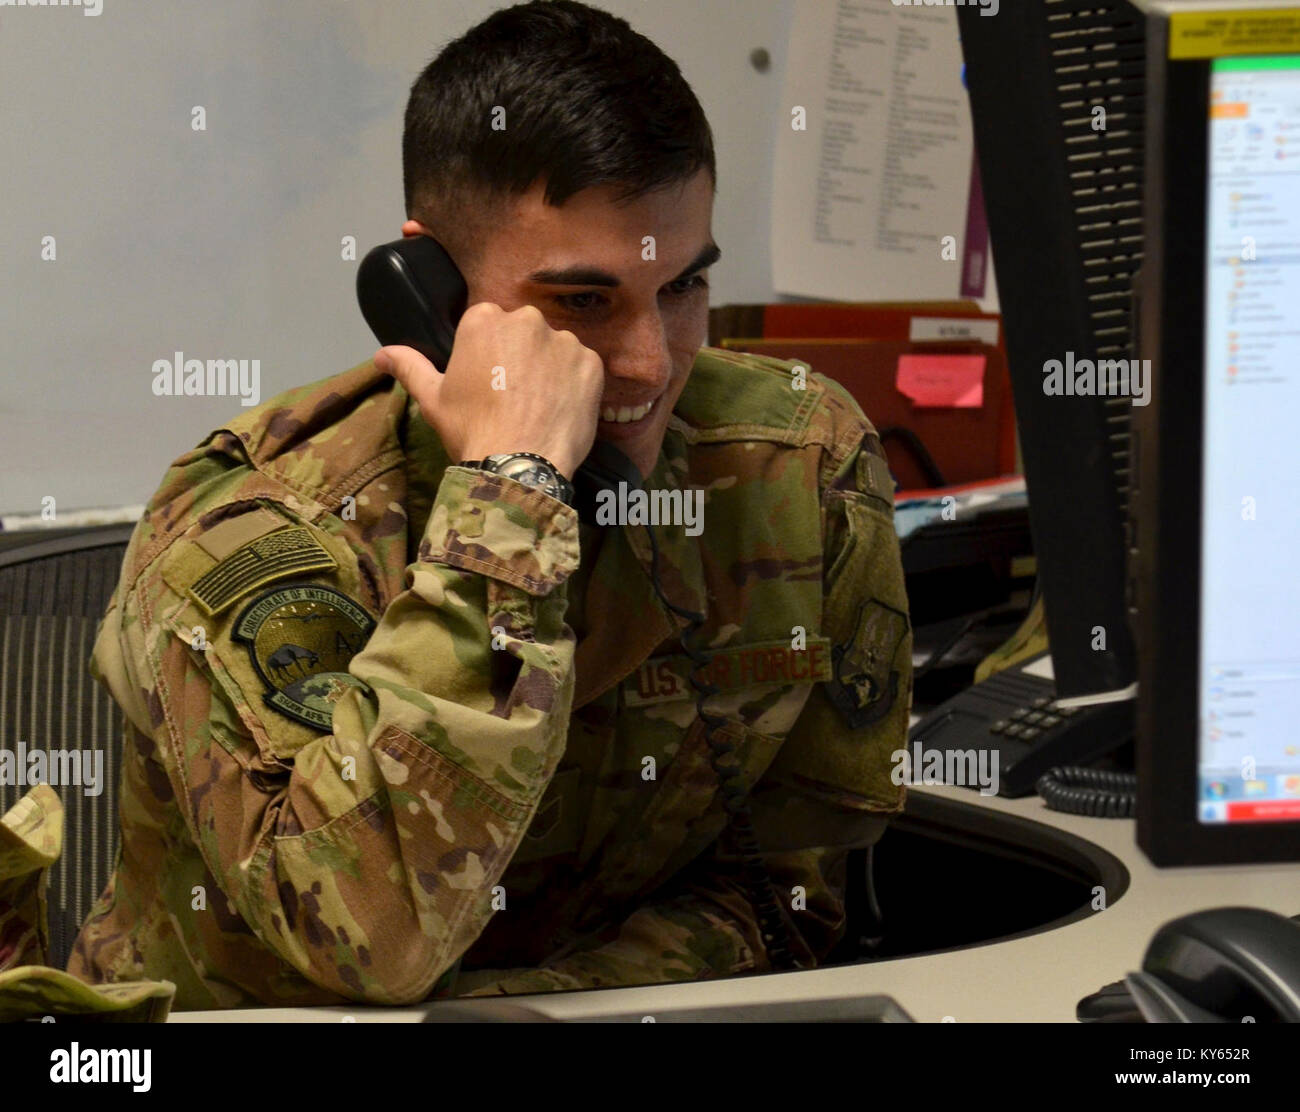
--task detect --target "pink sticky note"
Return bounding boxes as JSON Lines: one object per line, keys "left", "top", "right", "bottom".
{"left": 896, "top": 354, "right": 986, "bottom": 408}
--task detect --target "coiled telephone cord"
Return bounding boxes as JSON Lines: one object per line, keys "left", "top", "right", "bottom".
{"left": 643, "top": 522, "right": 803, "bottom": 972}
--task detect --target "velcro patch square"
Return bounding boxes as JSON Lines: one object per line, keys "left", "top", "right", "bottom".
{"left": 188, "top": 527, "right": 338, "bottom": 616}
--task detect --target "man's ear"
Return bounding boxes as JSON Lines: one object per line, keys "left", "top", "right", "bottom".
{"left": 400, "top": 219, "right": 430, "bottom": 239}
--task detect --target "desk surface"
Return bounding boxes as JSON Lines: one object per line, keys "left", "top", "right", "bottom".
{"left": 169, "top": 785, "right": 1300, "bottom": 1023}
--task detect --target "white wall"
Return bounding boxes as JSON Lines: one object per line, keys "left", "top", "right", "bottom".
{"left": 0, "top": 0, "right": 807, "bottom": 514}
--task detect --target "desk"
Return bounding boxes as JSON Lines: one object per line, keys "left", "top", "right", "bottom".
{"left": 169, "top": 785, "right": 1300, "bottom": 1023}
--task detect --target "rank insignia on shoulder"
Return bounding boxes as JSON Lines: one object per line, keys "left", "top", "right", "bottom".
{"left": 826, "top": 598, "right": 909, "bottom": 728}
{"left": 234, "top": 584, "right": 376, "bottom": 729}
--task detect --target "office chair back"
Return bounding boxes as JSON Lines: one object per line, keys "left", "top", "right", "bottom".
{"left": 0, "top": 524, "right": 134, "bottom": 971}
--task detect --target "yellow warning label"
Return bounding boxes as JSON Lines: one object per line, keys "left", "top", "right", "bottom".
{"left": 1170, "top": 9, "right": 1300, "bottom": 59}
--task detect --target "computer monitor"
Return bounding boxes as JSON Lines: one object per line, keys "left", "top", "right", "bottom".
{"left": 957, "top": 0, "right": 1145, "bottom": 706}
{"left": 1135, "top": 0, "right": 1300, "bottom": 864}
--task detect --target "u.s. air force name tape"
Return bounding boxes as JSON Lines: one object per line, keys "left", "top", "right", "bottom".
{"left": 624, "top": 637, "right": 833, "bottom": 707}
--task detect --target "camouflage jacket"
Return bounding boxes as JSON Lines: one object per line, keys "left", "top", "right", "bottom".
{"left": 65, "top": 346, "right": 912, "bottom": 1008}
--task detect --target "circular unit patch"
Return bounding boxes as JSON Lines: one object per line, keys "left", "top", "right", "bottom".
{"left": 233, "top": 583, "right": 376, "bottom": 729}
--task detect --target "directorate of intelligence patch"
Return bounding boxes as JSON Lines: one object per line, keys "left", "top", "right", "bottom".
{"left": 233, "top": 583, "right": 376, "bottom": 729}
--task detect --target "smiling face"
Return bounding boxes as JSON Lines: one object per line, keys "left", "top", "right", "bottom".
{"left": 403, "top": 169, "right": 716, "bottom": 479}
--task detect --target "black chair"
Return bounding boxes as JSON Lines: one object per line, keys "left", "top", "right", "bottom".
{"left": 0, "top": 524, "right": 134, "bottom": 971}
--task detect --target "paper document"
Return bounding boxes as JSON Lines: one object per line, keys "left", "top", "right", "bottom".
{"left": 893, "top": 476, "right": 1027, "bottom": 541}
{"left": 772, "top": 0, "right": 985, "bottom": 301}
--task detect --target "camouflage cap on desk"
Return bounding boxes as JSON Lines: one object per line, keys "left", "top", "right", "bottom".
{"left": 0, "top": 786, "right": 174, "bottom": 1022}
{"left": 0, "top": 966, "right": 174, "bottom": 1023}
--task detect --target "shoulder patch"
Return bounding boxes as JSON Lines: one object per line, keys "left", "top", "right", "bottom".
{"left": 856, "top": 434, "right": 897, "bottom": 504}
{"left": 190, "top": 526, "right": 337, "bottom": 616}
{"left": 233, "top": 584, "right": 375, "bottom": 729}
{"left": 826, "top": 598, "right": 909, "bottom": 728}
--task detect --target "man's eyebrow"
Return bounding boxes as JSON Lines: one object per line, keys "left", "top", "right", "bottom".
{"left": 527, "top": 242, "right": 722, "bottom": 288}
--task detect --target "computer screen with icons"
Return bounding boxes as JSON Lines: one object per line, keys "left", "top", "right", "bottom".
{"left": 1136, "top": 1, "right": 1300, "bottom": 865}
{"left": 1197, "top": 56, "right": 1300, "bottom": 826}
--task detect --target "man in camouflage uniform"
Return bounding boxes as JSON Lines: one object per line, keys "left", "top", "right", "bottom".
{"left": 63, "top": 0, "right": 912, "bottom": 1008}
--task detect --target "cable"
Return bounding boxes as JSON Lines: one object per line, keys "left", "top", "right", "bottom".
{"left": 642, "top": 521, "right": 803, "bottom": 972}
{"left": 856, "top": 844, "right": 886, "bottom": 953}
{"left": 1036, "top": 766, "right": 1137, "bottom": 818}
{"left": 877, "top": 426, "right": 947, "bottom": 489}
{"left": 913, "top": 613, "right": 979, "bottom": 678}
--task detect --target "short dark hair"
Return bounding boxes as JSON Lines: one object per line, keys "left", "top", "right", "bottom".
{"left": 402, "top": 0, "right": 715, "bottom": 258}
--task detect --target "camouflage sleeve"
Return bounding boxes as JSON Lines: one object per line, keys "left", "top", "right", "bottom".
{"left": 0, "top": 786, "right": 63, "bottom": 972}
{"left": 448, "top": 842, "right": 872, "bottom": 997}
{"left": 452, "top": 426, "right": 912, "bottom": 997}
{"left": 99, "top": 466, "right": 580, "bottom": 1004}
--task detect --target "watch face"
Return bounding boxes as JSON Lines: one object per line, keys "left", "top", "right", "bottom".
{"left": 496, "top": 456, "right": 557, "bottom": 493}
{"left": 481, "top": 454, "right": 572, "bottom": 505}
{"left": 512, "top": 464, "right": 550, "bottom": 487}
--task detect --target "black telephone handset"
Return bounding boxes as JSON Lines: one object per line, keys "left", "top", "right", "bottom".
{"left": 1128, "top": 908, "right": 1300, "bottom": 1023}
{"left": 356, "top": 236, "right": 642, "bottom": 525}
{"left": 1081, "top": 907, "right": 1300, "bottom": 1022}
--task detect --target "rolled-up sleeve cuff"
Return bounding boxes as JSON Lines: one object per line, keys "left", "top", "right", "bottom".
{"left": 419, "top": 466, "right": 580, "bottom": 596}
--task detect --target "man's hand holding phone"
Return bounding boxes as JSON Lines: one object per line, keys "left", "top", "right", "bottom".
{"left": 375, "top": 301, "right": 604, "bottom": 482}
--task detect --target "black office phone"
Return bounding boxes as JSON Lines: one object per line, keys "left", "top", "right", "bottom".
{"left": 907, "top": 649, "right": 1135, "bottom": 803}
{"left": 356, "top": 236, "right": 642, "bottom": 524}
{"left": 1080, "top": 907, "right": 1300, "bottom": 1023}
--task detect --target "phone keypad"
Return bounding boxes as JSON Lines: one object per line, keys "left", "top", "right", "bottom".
{"left": 990, "top": 700, "right": 1082, "bottom": 744}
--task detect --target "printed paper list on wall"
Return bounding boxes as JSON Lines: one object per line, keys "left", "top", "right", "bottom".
{"left": 772, "top": 0, "right": 988, "bottom": 302}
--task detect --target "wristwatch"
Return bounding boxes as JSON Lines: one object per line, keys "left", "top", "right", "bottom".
{"left": 460, "top": 452, "right": 575, "bottom": 507}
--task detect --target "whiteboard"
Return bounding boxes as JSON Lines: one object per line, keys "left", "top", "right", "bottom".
{"left": 0, "top": 0, "right": 981, "bottom": 516}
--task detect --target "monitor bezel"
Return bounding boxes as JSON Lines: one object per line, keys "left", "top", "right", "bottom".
{"left": 1136, "top": 31, "right": 1300, "bottom": 865}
